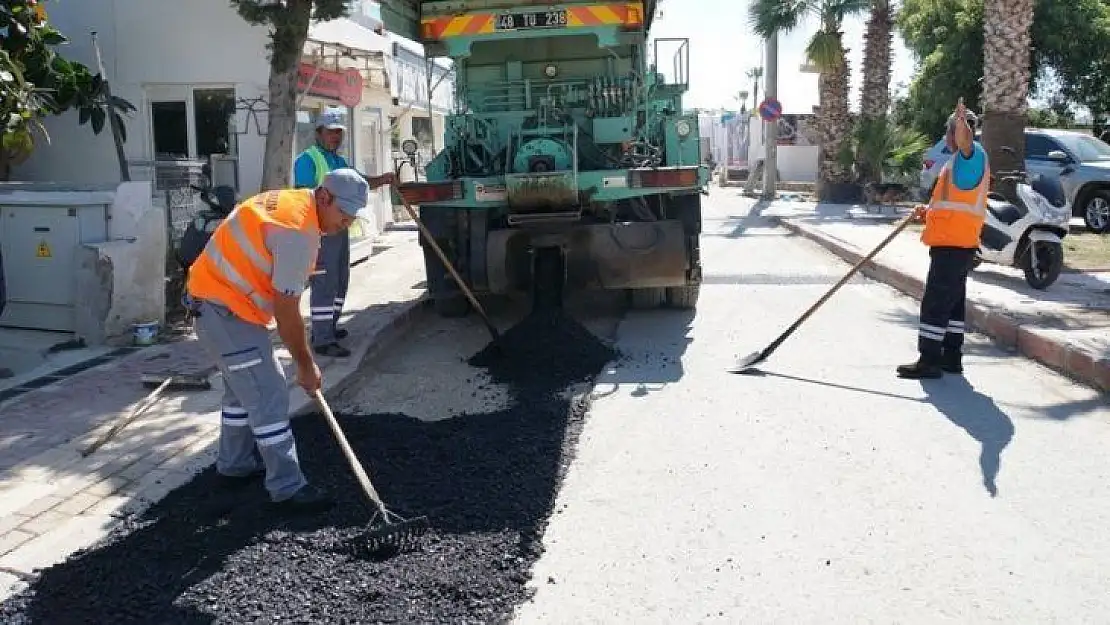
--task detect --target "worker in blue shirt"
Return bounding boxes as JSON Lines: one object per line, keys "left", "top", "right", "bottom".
{"left": 294, "top": 108, "right": 394, "bottom": 357}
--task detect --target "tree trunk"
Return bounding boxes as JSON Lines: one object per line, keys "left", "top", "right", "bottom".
{"left": 857, "top": 0, "right": 893, "bottom": 186}
{"left": 817, "top": 41, "right": 853, "bottom": 197}
{"left": 260, "top": 1, "right": 313, "bottom": 191}
{"left": 859, "top": 1, "right": 893, "bottom": 121}
{"left": 981, "top": 0, "right": 1034, "bottom": 199}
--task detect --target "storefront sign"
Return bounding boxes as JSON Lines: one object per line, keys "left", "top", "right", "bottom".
{"left": 297, "top": 63, "right": 364, "bottom": 107}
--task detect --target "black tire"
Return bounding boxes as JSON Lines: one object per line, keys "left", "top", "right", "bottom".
{"left": 1080, "top": 189, "right": 1110, "bottom": 233}
{"left": 1021, "top": 240, "right": 1064, "bottom": 290}
{"left": 665, "top": 285, "right": 700, "bottom": 309}
{"left": 434, "top": 294, "right": 471, "bottom": 318}
{"left": 628, "top": 287, "right": 666, "bottom": 309}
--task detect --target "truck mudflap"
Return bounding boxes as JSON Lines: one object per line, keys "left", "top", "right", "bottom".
{"left": 485, "top": 219, "right": 692, "bottom": 294}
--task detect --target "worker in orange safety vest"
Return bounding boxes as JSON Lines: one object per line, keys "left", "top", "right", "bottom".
{"left": 185, "top": 168, "right": 393, "bottom": 512}
{"left": 898, "top": 99, "right": 990, "bottom": 379}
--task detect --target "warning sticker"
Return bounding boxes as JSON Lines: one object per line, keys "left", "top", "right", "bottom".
{"left": 36, "top": 240, "right": 51, "bottom": 258}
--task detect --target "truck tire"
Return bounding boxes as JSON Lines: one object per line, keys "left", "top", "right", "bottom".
{"left": 665, "top": 285, "right": 699, "bottom": 309}
{"left": 434, "top": 294, "right": 471, "bottom": 318}
{"left": 629, "top": 287, "right": 666, "bottom": 309}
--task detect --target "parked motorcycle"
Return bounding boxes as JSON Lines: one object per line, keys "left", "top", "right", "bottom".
{"left": 976, "top": 160, "right": 1071, "bottom": 290}
{"left": 176, "top": 167, "right": 239, "bottom": 272}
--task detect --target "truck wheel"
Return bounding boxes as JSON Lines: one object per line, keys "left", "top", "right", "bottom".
{"left": 665, "top": 285, "right": 700, "bottom": 309}
{"left": 434, "top": 294, "right": 471, "bottom": 318}
{"left": 629, "top": 287, "right": 665, "bottom": 309}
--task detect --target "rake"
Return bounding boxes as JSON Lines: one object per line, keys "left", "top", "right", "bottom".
{"left": 311, "top": 389, "right": 430, "bottom": 555}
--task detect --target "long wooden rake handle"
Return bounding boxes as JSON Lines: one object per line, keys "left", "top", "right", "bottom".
{"left": 312, "top": 389, "right": 391, "bottom": 519}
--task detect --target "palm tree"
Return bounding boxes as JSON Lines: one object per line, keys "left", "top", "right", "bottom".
{"left": 981, "top": 0, "right": 1034, "bottom": 194}
{"left": 857, "top": 0, "right": 894, "bottom": 185}
{"left": 859, "top": 0, "right": 893, "bottom": 121}
{"left": 749, "top": 0, "right": 870, "bottom": 199}
{"left": 745, "top": 67, "right": 763, "bottom": 112}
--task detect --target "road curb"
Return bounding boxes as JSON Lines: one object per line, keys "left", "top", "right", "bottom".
{"left": 290, "top": 293, "right": 431, "bottom": 417}
{"left": 775, "top": 216, "right": 1110, "bottom": 393}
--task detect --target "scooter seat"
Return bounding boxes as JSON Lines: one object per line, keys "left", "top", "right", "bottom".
{"left": 986, "top": 197, "right": 1026, "bottom": 226}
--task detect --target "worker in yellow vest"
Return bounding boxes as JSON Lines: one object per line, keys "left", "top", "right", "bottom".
{"left": 186, "top": 168, "right": 370, "bottom": 512}
{"left": 293, "top": 108, "right": 392, "bottom": 358}
{"left": 898, "top": 99, "right": 990, "bottom": 379}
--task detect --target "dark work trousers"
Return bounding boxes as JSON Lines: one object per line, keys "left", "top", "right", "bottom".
{"left": 309, "top": 229, "right": 350, "bottom": 347}
{"left": 918, "top": 246, "right": 978, "bottom": 361}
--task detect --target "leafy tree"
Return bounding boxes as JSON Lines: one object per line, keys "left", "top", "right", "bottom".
{"left": 897, "top": 0, "right": 1110, "bottom": 139}
{"left": 229, "top": 0, "right": 350, "bottom": 191}
{"left": 0, "top": 0, "right": 136, "bottom": 180}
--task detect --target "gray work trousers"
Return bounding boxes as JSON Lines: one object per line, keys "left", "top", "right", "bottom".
{"left": 193, "top": 300, "right": 307, "bottom": 501}
{"left": 309, "top": 228, "right": 350, "bottom": 346}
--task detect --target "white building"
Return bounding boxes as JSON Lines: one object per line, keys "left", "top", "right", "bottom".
{"left": 14, "top": 0, "right": 421, "bottom": 258}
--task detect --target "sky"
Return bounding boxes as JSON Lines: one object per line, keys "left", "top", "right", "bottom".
{"left": 648, "top": 0, "right": 917, "bottom": 115}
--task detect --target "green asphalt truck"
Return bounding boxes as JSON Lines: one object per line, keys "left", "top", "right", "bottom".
{"left": 380, "top": 0, "right": 708, "bottom": 316}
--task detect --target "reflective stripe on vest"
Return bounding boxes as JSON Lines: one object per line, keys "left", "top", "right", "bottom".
{"left": 186, "top": 189, "right": 320, "bottom": 326}
{"left": 921, "top": 158, "right": 990, "bottom": 249}
{"left": 305, "top": 145, "right": 332, "bottom": 186}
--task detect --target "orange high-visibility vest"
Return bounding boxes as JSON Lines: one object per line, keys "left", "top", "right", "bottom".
{"left": 187, "top": 189, "right": 320, "bottom": 326}
{"left": 921, "top": 157, "right": 990, "bottom": 249}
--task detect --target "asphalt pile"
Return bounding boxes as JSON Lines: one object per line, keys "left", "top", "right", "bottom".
{"left": 0, "top": 310, "right": 618, "bottom": 625}
{"left": 469, "top": 309, "right": 619, "bottom": 396}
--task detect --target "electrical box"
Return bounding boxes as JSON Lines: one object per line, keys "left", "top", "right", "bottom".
{"left": 0, "top": 201, "right": 110, "bottom": 332}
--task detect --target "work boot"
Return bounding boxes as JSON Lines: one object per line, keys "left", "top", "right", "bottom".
{"left": 314, "top": 342, "right": 351, "bottom": 358}
{"left": 941, "top": 351, "right": 964, "bottom": 374}
{"left": 271, "top": 483, "right": 335, "bottom": 514}
{"left": 896, "top": 358, "right": 943, "bottom": 379}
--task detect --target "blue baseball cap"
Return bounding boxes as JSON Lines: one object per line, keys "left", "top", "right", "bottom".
{"left": 320, "top": 168, "right": 368, "bottom": 217}
{"left": 315, "top": 108, "right": 347, "bottom": 131}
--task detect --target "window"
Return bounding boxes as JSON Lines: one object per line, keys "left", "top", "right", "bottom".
{"left": 1060, "top": 134, "right": 1110, "bottom": 162}
{"left": 147, "top": 85, "right": 238, "bottom": 160}
{"left": 193, "top": 88, "right": 235, "bottom": 157}
{"left": 360, "top": 107, "right": 384, "bottom": 176}
{"left": 1025, "top": 134, "right": 1063, "bottom": 160}
{"left": 151, "top": 101, "right": 188, "bottom": 158}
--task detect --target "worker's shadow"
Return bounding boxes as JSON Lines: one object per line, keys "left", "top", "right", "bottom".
{"left": 920, "top": 376, "right": 1015, "bottom": 497}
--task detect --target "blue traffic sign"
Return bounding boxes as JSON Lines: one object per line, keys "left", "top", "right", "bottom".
{"left": 758, "top": 97, "right": 783, "bottom": 122}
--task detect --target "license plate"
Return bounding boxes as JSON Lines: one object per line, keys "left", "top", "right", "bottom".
{"left": 495, "top": 10, "right": 568, "bottom": 31}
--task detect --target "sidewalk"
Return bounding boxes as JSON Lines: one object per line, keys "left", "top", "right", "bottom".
{"left": 771, "top": 203, "right": 1110, "bottom": 392}
{"left": 0, "top": 226, "right": 428, "bottom": 600}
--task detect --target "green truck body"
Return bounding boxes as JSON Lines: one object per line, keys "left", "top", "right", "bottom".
{"left": 380, "top": 0, "right": 708, "bottom": 315}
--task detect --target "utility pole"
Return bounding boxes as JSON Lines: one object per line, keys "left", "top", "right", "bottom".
{"left": 761, "top": 31, "right": 778, "bottom": 200}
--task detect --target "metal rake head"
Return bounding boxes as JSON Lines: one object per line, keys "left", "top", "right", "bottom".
{"left": 362, "top": 512, "right": 431, "bottom": 557}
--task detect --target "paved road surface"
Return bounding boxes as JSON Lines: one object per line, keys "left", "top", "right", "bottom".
{"left": 513, "top": 192, "right": 1110, "bottom": 624}
{"left": 334, "top": 190, "right": 1110, "bottom": 623}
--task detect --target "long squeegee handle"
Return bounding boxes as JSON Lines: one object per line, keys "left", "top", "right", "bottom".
{"left": 762, "top": 213, "right": 917, "bottom": 357}
{"left": 390, "top": 182, "right": 501, "bottom": 341}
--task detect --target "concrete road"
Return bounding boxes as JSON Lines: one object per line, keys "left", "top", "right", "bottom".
{"left": 512, "top": 191, "right": 1110, "bottom": 624}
